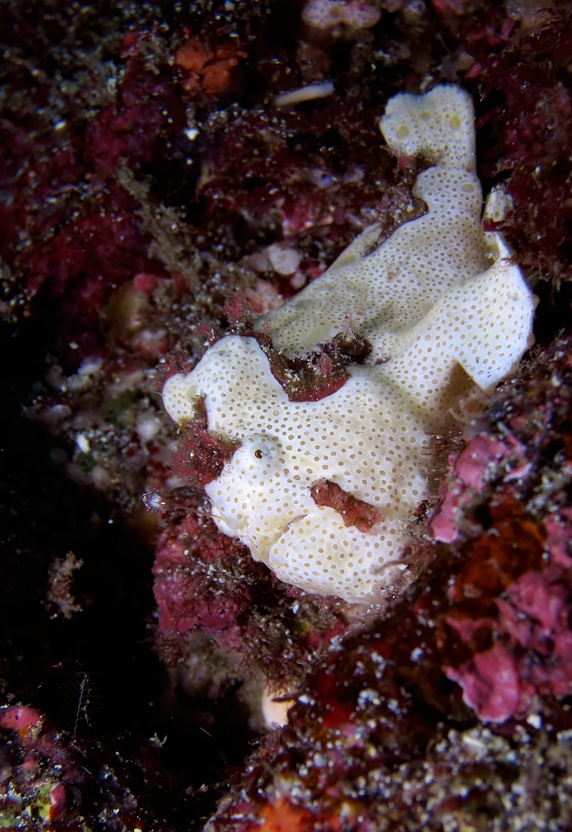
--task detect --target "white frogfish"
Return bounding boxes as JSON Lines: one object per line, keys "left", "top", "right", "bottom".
{"left": 162, "top": 85, "right": 536, "bottom": 604}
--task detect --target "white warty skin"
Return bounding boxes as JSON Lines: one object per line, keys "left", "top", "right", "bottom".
{"left": 163, "top": 85, "right": 536, "bottom": 604}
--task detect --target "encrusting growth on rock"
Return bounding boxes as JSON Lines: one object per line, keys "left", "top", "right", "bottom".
{"left": 162, "top": 85, "right": 536, "bottom": 604}
{"left": 301, "top": 0, "right": 381, "bottom": 31}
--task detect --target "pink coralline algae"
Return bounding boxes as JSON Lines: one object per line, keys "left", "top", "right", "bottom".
{"left": 429, "top": 334, "right": 572, "bottom": 724}
{"left": 0, "top": 705, "right": 84, "bottom": 826}
{"left": 430, "top": 434, "right": 514, "bottom": 543}
{"left": 153, "top": 488, "right": 348, "bottom": 687}
{"left": 153, "top": 492, "right": 255, "bottom": 644}
{"left": 446, "top": 641, "right": 521, "bottom": 724}
{"left": 443, "top": 502, "right": 572, "bottom": 723}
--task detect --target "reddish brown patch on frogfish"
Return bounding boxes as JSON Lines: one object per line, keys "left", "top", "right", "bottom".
{"left": 170, "top": 397, "right": 240, "bottom": 488}
{"left": 310, "top": 479, "right": 383, "bottom": 532}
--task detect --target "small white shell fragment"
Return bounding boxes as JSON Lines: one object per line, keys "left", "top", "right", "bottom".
{"left": 261, "top": 685, "right": 295, "bottom": 728}
{"left": 76, "top": 433, "right": 91, "bottom": 454}
{"left": 136, "top": 413, "right": 163, "bottom": 444}
{"left": 267, "top": 244, "right": 302, "bottom": 276}
{"left": 273, "top": 82, "right": 335, "bottom": 108}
